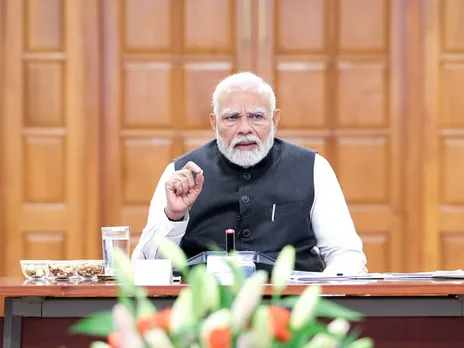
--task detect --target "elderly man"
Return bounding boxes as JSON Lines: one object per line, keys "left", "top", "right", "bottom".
{"left": 132, "top": 72, "right": 367, "bottom": 274}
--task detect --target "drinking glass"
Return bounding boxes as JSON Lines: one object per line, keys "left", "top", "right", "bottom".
{"left": 101, "top": 226, "right": 130, "bottom": 276}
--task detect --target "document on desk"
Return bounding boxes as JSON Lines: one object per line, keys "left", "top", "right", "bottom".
{"left": 432, "top": 270, "right": 464, "bottom": 279}
{"left": 382, "top": 270, "right": 464, "bottom": 279}
{"left": 382, "top": 272, "right": 434, "bottom": 279}
{"left": 288, "top": 271, "right": 385, "bottom": 283}
{"left": 287, "top": 270, "right": 464, "bottom": 283}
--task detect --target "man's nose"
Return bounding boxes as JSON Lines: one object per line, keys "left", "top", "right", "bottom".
{"left": 237, "top": 116, "right": 253, "bottom": 134}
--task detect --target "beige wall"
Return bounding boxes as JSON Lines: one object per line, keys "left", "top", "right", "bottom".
{"left": 1, "top": 0, "right": 464, "bottom": 308}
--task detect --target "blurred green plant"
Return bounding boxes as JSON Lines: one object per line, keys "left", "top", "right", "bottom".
{"left": 70, "top": 240, "right": 374, "bottom": 348}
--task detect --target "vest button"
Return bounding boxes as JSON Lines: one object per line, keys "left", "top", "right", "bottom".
{"left": 241, "top": 195, "right": 250, "bottom": 203}
{"left": 243, "top": 229, "right": 251, "bottom": 237}
{"left": 243, "top": 172, "right": 251, "bottom": 180}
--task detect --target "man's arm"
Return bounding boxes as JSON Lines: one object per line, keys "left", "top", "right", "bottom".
{"left": 311, "top": 154, "right": 368, "bottom": 275}
{"left": 131, "top": 162, "right": 190, "bottom": 262}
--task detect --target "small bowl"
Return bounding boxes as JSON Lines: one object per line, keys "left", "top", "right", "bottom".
{"left": 47, "top": 260, "right": 78, "bottom": 279}
{"left": 76, "top": 260, "right": 105, "bottom": 279}
{"left": 20, "top": 260, "right": 49, "bottom": 279}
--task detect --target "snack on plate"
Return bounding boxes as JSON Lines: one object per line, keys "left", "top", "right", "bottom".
{"left": 77, "top": 260, "right": 104, "bottom": 278}
{"left": 48, "top": 261, "right": 78, "bottom": 278}
{"left": 20, "top": 260, "right": 49, "bottom": 279}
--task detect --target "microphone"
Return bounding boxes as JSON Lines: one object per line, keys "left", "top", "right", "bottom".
{"left": 225, "top": 229, "right": 235, "bottom": 254}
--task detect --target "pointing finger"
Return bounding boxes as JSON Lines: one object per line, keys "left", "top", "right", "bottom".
{"left": 183, "top": 161, "right": 203, "bottom": 175}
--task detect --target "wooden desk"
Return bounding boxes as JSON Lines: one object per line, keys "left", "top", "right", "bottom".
{"left": 2, "top": 277, "right": 464, "bottom": 348}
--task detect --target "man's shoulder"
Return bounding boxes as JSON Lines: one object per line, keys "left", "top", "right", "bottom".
{"left": 173, "top": 139, "right": 217, "bottom": 168}
{"left": 277, "top": 137, "right": 318, "bottom": 157}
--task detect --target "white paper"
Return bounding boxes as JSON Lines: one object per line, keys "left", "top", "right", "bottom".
{"left": 288, "top": 271, "right": 385, "bottom": 283}
{"left": 287, "top": 269, "right": 464, "bottom": 283}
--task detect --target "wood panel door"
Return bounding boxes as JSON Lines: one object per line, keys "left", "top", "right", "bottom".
{"left": 254, "top": 0, "right": 405, "bottom": 272}
{"left": 1, "top": 0, "right": 101, "bottom": 278}
{"left": 423, "top": 0, "right": 464, "bottom": 271}
{"left": 101, "top": 0, "right": 252, "bottom": 253}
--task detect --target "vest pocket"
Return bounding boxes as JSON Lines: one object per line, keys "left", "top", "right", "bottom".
{"left": 272, "top": 201, "right": 304, "bottom": 216}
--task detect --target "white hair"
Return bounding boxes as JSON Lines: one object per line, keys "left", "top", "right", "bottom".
{"left": 211, "top": 72, "right": 276, "bottom": 117}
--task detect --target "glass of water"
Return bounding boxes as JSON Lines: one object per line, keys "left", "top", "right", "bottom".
{"left": 101, "top": 226, "right": 130, "bottom": 276}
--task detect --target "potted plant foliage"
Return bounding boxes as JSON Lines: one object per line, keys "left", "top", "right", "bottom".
{"left": 71, "top": 238, "right": 374, "bottom": 348}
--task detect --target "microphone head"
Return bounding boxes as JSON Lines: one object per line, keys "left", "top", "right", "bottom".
{"left": 225, "top": 229, "right": 235, "bottom": 253}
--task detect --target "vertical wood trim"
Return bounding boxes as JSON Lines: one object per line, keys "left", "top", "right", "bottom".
{"left": 4, "top": 0, "right": 23, "bottom": 274}
{"left": 237, "top": 0, "right": 253, "bottom": 71}
{"left": 66, "top": 0, "right": 86, "bottom": 258}
{"left": 0, "top": 0, "right": 6, "bottom": 316}
{"left": 422, "top": 0, "right": 440, "bottom": 270}
{"left": 389, "top": 0, "right": 405, "bottom": 272}
{"left": 82, "top": 0, "right": 102, "bottom": 258}
{"left": 401, "top": 0, "right": 426, "bottom": 272}
{"left": 254, "top": 0, "right": 273, "bottom": 80}
{"left": 101, "top": 0, "right": 121, "bottom": 226}
{"left": 0, "top": 0, "right": 5, "bottom": 276}
{"left": 326, "top": 0, "right": 337, "bottom": 168}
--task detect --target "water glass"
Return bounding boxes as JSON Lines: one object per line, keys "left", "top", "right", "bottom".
{"left": 101, "top": 226, "right": 130, "bottom": 276}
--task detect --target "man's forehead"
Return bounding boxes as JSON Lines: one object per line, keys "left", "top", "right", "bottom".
{"left": 221, "top": 107, "right": 268, "bottom": 115}
{"left": 221, "top": 89, "right": 267, "bottom": 103}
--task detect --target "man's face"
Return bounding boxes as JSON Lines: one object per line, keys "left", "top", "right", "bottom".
{"left": 210, "top": 89, "right": 281, "bottom": 167}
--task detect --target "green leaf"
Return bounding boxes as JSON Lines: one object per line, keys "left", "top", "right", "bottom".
{"left": 203, "top": 270, "right": 220, "bottom": 312}
{"left": 347, "top": 337, "right": 374, "bottom": 348}
{"left": 221, "top": 254, "right": 247, "bottom": 294}
{"left": 200, "top": 309, "right": 231, "bottom": 344}
{"left": 289, "top": 285, "right": 321, "bottom": 330}
{"left": 230, "top": 270, "right": 267, "bottom": 332}
{"left": 135, "top": 292, "right": 157, "bottom": 318}
{"left": 287, "top": 320, "right": 330, "bottom": 346}
{"left": 339, "top": 327, "right": 362, "bottom": 348}
{"left": 144, "top": 328, "right": 176, "bottom": 348}
{"left": 90, "top": 342, "right": 111, "bottom": 348}
{"left": 187, "top": 265, "right": 209, "bottom": 320}
{"left": 117, "top": 287, "right": 135, "bottom": 317}
{"left": 271, "top": 245, "right": 295, "bottom": 297}
{"left": 316, "top": 299, "right": 362, "bottom": 321}
{"left": 157, "top": 236, "right": 188, "bottom": 276}
{"left": 170, "top": 322, "right": 200, "bottom": 347}
{"left": 70, "top": 311, "right": 114, "bottom": 337}
{"left": 113, "top": 248, "right": 136, "bottom": 296}
{"left": 273, "top": 295, "right": 300, "bottom": 308}
{"left": 170, "top": 288, "right": 195, "bottom": 335}
{"left": 251, "top": 305, "right": 272, "bottom": 348}
{"left": 218, "top": 285, "right": 235, "bottom": 308}
{"left": 279, "top": 296, "right": 362, "bottom": 322}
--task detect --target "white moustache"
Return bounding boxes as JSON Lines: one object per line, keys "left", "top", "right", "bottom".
{"left": 230, "top": 135, "right": 262, "bottom": 148}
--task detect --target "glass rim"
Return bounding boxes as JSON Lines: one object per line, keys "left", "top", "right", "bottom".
{"left": 101, "top": 226, "right": 131, "bottom": 232}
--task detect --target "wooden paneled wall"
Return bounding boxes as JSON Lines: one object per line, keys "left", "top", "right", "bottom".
{"left": 1, "top": 0, "right": 464, "bottom": 286}
{"left": 423, "top": 0, "right": 464, "bottom": 271}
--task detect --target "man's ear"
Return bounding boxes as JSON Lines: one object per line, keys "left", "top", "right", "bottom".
{"left": 272, "top": 109, "right": 281, "bottom": 128}
{"left": 209, "top": 113, "right": 217, "bottom": 132}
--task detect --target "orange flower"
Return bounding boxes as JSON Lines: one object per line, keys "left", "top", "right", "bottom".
{"left": 136, "top": 307, "right": 172, "bottom": 336}
{"left": 207, "top": 327, "right": 232, "bottom": 348}
{"left": 107, "top": 332, "right": 119, "bottom": 348}
{"left": 268, "top": 306, "right": 292, "bottom": 342}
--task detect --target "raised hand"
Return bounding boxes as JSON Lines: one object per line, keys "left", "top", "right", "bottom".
{"left": 164, "top": 161, "right": 204, "bottom": 221}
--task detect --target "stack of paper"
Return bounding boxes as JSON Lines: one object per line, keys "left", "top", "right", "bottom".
{"left": 431, "top": 270, "right": 464, "bottom": 279}
{"left": 382, "top": 270, "right": 464, "bottom": 280}
{"left": 286, "top": 270, "right": 464, "bottom": 283}
{"left": 288, "top": 271, "right": 385, "bottom": 283}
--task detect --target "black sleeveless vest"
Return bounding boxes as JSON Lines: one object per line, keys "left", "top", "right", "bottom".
{"left": 174, "top": 138, "right": 324, "bottom": 272}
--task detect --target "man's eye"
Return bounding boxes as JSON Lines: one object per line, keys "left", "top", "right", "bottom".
{"left": 225, "top": 115, "right": 238, "bottom": 120}
{"left": 250, "top": 114, "right": 264, "bottom": 119}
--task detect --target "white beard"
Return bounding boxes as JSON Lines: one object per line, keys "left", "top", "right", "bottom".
{"left": 216, "top": 127, "right": 276, "bottom": 168}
